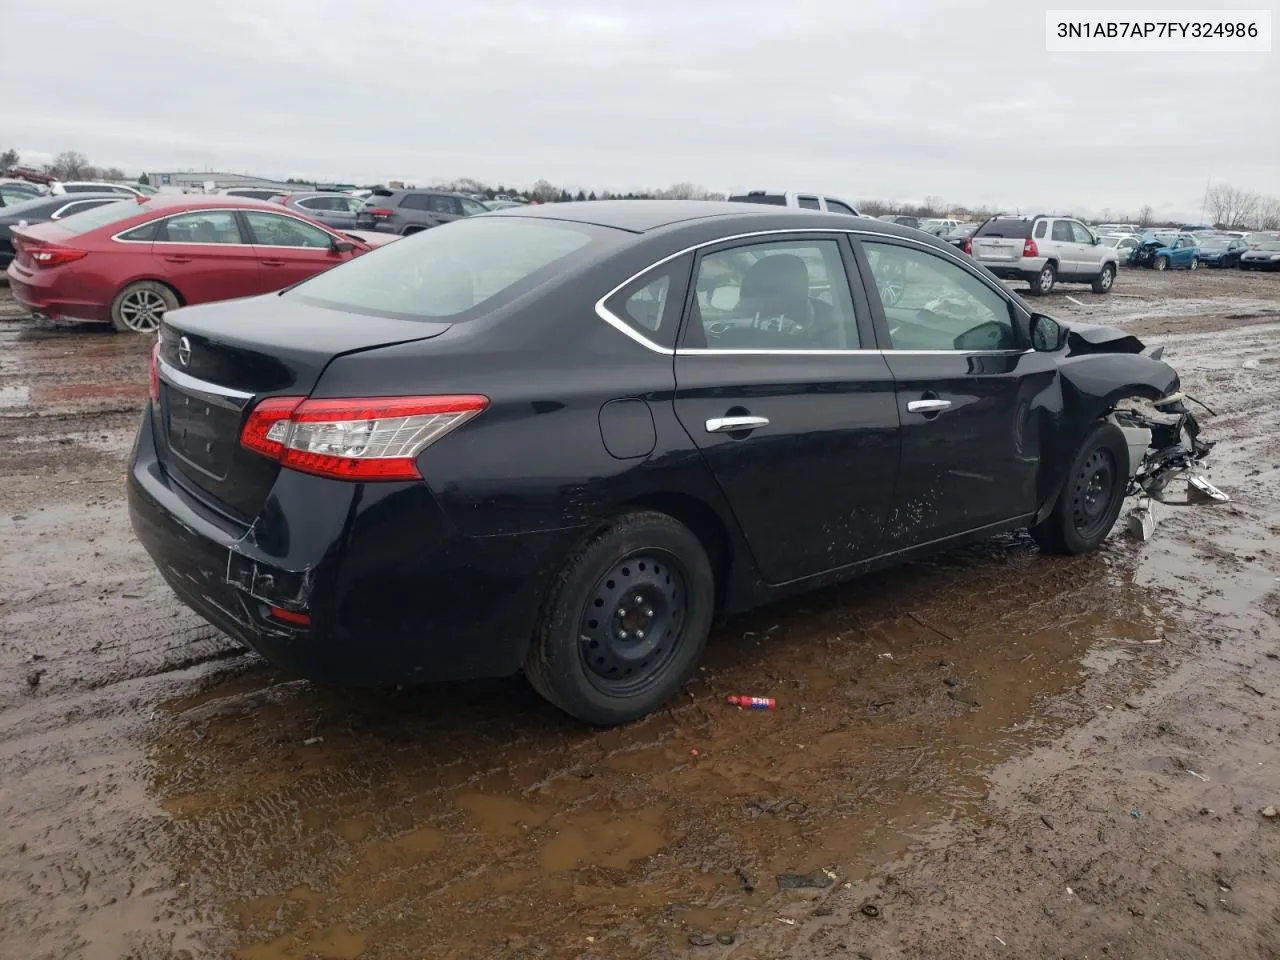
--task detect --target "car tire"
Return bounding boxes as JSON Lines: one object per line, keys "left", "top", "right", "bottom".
{"left": 1091, "top": 263, "right": 1116, "bottom": 294}
{"left": 1030, "top": 421, "right": 1130, "bottom": 556}
{"left": 1154, "top": 256, "right": 1169, "bottom": 271}
{"left": 525, "top": 510, "right": 716, "bottom": 726}
{"left": 1029, "top": 262, "right": 1056, "bottom": 296}
{"left": 110, "top": 280, "right": 178, "bottom": 334}
{"left": 1189, "top": 257, "right": 1199, "bottom": 270}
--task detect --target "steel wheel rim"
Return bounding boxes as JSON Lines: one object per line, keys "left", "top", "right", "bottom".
{"left": 118, "top": 289, "right": 168, "bottom": 332}
{"left": 1040, "top": 267, "right": 1054, "bottom": 288}
{"left": 1190, "top": 258, "right": 1198, "bottom": 270}
{"left": 578, "top": 551, "right": 688, "bottom": 697}
{"left": 1071, "top": 448, "right": 1117, "bottom": 539}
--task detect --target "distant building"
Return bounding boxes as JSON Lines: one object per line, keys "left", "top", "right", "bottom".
{"left": 145, "top": 171, "right": 316, "bottom": 194}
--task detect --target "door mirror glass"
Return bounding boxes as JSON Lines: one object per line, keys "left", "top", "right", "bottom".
{"left": 1030, "top": 313, "right": 1067, "bottom": 352}
{"left": 332, "top": 239, "right": 356, "bottom": 254}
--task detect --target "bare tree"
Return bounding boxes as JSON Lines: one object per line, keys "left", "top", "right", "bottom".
{"left": 529, "top": 179, "right": 558, "bottom": 202}
{"left": 856, "top": 199, "right": 892, "bottom": 217}
{"left": 1206, "top": 183, "right": 1261, "bottom": 229}
{"left": 1257, "top": 196, "right": 1280, "bottom": 230}
{"left": 923, "top": 195, "right": 945, "bottom": 216}
{"left": 50, "top": 151, "right": 90, "bottom": 180}
{"left": 1137, "top": 204, "right": 1153, "bottom": 227}
{"left": 100, "top": 166, "right": 126, "bottom": 181}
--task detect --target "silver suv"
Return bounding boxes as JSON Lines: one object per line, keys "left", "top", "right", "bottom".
{"left": 969, "top": 215, "right": 1119, "bottom": 295}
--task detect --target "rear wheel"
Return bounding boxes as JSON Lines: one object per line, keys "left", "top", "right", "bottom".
{"left": 1029, "top": 262, "right": 1056, "bottom": 296}
{"left": 1091, "top": 263, "right": 1116, "bottom": 294}
{"left": 110, "top": 281, "right": 178, "bottom": 333}
{"left": 1030, "top": 421, "right": 1129, "bottom": 555}
{"left": 525, "top": 511, "right": 715, "bottom": 726}
{"left": 1154, "top": 255, "right": 1169, "bottom": 272}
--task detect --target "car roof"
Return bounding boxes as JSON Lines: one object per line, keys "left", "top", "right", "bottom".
{"left": 485, "top": 199, "right": 890, "bottom": 235}
{"left": 124, "top": 194, "right": 288, "bottom": 212}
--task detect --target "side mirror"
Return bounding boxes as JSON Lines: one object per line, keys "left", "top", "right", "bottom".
{"left": 331, "top": 239, "right": 356, "bottom": 254}
{"left": 1030, "top": 313, "right": 1067, "bottom": 352}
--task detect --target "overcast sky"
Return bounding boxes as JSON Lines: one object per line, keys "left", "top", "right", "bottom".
{"left": 5, "top": 0, "right": 1277, "bottom": 219}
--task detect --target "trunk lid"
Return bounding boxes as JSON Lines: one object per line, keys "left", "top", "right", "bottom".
{"left": 971, "top": 218, "right": 1034, "bottom": 262}
{"left": 155, "top": 294, "right": 450, "bottom": 524}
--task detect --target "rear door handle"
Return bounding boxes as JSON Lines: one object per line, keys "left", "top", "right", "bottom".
{"left": 705, "top": 415, "right": 770, "bottom": 433}
{"left": 162, "top": 255, "right": 191, "bottom": 264}
{"left": 906, "top": 399, "right": 952, "bottom": 414}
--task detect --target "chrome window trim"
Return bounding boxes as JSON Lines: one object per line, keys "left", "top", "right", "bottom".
{"left": 157, "top": 358, "right": 255, "bottom": 410}
{"left": 111, "top": 208, "right": 343, "bottom": 247}
{"left": 594, "top": 227, "right": 1025, "bottom": 358}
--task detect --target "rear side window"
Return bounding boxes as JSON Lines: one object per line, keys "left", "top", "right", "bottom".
{"left": 117, "top": 220, "right": 159, "bottom": 241}
{"left": 1051, "top": 221, "right": 1073, "bottom": 242}
{"left": 728, "top": 193, "right": 787, "bottom": 206}
{"left": 975, "top": 218, "right": 1034, "bottom": 239}
{"left": 288, "top": 216, "right": 608, "bottom": 321}
{"left": 601, "top": 254, "right": 692, "bottom": 348}
{"left": 1033, "top": 220, "right": 1048, "bottom": 239}
{"left": 401, "top": 193, "right": 431, "bottom": 210}
{"left": 797, "top": 196, "right": 821, "bottom": 210}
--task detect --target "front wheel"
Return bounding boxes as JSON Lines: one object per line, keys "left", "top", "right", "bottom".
{"left": 1189, "top": 257, "right": 1199, "bottom": 270}
{"left": 1091, "top": 263, "right": 1116, "bottom": 294}
{"left": 525, "top": 511, "right": 715, "bottom": 726}
{"left": 1030, "top": 421, "right": 1130, "bottom": 555}
{"left": 110, "top": 281, "right": 178, "bottom": 333}
{"left": 1154, "top": 256, "right": 1169, "bottom": 272}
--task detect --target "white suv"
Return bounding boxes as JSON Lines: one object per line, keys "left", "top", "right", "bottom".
{"left": 727, "top": 190, "right": 862, "bottom": 217}
{"left": 968, "top": 215, "right": 1120, "bottom": 295}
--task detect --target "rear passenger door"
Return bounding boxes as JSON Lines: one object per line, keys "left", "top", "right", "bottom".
{"left": 855, "top": 237, "right": 1055, "bottom": 545}
{"left": 672, "top": 235, "right": 902, "bottom": 583}
{"left": 147, "top": 209, "right": 262, "bottom": 305}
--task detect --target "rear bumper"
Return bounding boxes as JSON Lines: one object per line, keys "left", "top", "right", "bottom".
{"left": 127, "top": 404, "right": 579, "bottom": 685}
{"left": 4, "top": 263, "right": 111, "bottom": 323}
{"left": 976, "top": 261, "right": 1040, "bottom": 281}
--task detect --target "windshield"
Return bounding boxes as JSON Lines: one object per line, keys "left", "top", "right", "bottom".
{"left": 44, "top": 198, "right": 136, "bottom": 233}
{"left": 1252, "top": 241, "right": 1280, "bottom": 252}
{"left": 287, "top": 216, "right": 613, "bottom": 321}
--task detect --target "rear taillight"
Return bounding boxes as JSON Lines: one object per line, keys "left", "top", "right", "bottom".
{"left": 240, "top": 395, "right": 489, "bottom": 481}
{"left": 366, "top": 207, "right": 393, "bottom": 219}
{"left": 149, "top": 340, "right": 161, "bottom": 402}
{"left": 962, "top": 238, "right": 972, "bottom": 255}
{"left": 29, "top": 246, "right": 88, "bottom": 267}
{"left": 1023, "top": 239, "right": 1039, "bottom": 258}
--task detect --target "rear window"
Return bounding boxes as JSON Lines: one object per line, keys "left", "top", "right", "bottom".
{"left": 287, "top": 216, "right": 612, "bottom": 321}
{"left": 728, "top": 194, "right": 787, "bottom": 206}
{"left": 50, "top": 199, "right": 141, "bottom": 234}
{"left": 974, "top": 218, "right": 1034, "bottom": 239}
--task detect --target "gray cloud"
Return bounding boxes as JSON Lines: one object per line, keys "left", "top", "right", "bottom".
{"left": 6, "top": 0, "right": 1277, "bottom": 219}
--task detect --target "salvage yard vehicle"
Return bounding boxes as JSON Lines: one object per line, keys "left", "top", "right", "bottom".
{"left": 5, "top": 195, "right": 373, "bottom": 332}
{"left": 355, "top": 188, "right": 491, "bottom": 235}
{"left": 127, "top": 201, "right": 1218, "bottom": 726}
{"left": 727, "top": 190, "right": 862, "bottom": 216}
{"left": 1132, "top": 232, "right": 1200, "bottom": 270}
{"left": 1195, "top": 236, "right": 1248, "bottom": 268}
{"left": 271, "top": 191, "right": 367, "bottom": 230}
{"left": 0, "top": 192, "right": 128, "bottom": 270}
{"left": 1239, "top": 239, "right": 1280, "bottom": 271}
{"left": 1098, "top": 233, "right": 1140, "bottom": 265}
{"left": 968, "top": 214, "right": 1119, "bottom": 295}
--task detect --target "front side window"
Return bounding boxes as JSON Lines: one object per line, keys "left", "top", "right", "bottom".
{"left": 687, "top": 239, "right": 860, "bottom": 350}
{"left": 825, "top": 199, "right": 858, "bottom": 215}
{"left": 1070, "top": 221, "right": 1095, "bottom": 244}
{"left": 242, "top": 211, "right": 333, "bottom": 248}
{"left": 862, "top": 241, "right": 1017, "bottom": 352}
{"left": 299, "top": 196, "right": 340, "bottom": 212}
{"left": 458, "top": 197, "right": 489, "bottom": 216}
{"left": 158, "top": 210, "right": 243, "bottom": 244}
{"left": 427, "top": 195, "right": 459, "bottom": 214}
{"left": 288, "top": 216, "right": 604, "bottom": 321}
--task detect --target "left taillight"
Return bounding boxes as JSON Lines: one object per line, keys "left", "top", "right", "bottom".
{"left": 149, "top": 340, "right": 161, "bottom": 402}
{"left": 29, "top": 245, "right": 88, "bottom": 268}
{"left": 240, "top": 394, "right": 489, "bottom": 481}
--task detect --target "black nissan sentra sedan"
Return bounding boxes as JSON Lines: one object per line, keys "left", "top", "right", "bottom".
{"left": 128, "top": 201, "right": 1215, "bottom": 725}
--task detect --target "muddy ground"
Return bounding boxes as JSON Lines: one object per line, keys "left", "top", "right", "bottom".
{"left": 1, "top": 269, "right": 1278, "bottom": 960}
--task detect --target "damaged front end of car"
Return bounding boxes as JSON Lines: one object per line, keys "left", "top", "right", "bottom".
{"left": 1056, "top": 320, "right": 1225, "bottom": 539}
{"left": 1130, "top": 237, "right": 1171, "bottom": 269}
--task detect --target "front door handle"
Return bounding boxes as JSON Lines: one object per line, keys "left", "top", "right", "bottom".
{"left": 706, "top": 415, "right": 770, "bottom": 434}
{"left": 162, "top": 255, "right": 191, "bottom": 264}
{"left": 906, "top": 399, "right": 952, "bottom": 415}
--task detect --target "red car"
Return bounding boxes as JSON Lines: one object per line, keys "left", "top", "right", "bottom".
{"left": 5, "top": 195, "right": 373, "bottom": 333}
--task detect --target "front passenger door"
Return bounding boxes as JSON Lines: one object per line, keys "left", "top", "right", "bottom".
{"left": 1069, "top": 220, "right": 1101, "bottom": 271}
{"left": 856, "top": 239, "right": 1056, "bottom": 545}
{"left": 1049, "top": 219, "right": 1078, "bottom": 275}
{"left": 240, "top": 210, "right": 352, "bottom": 290}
